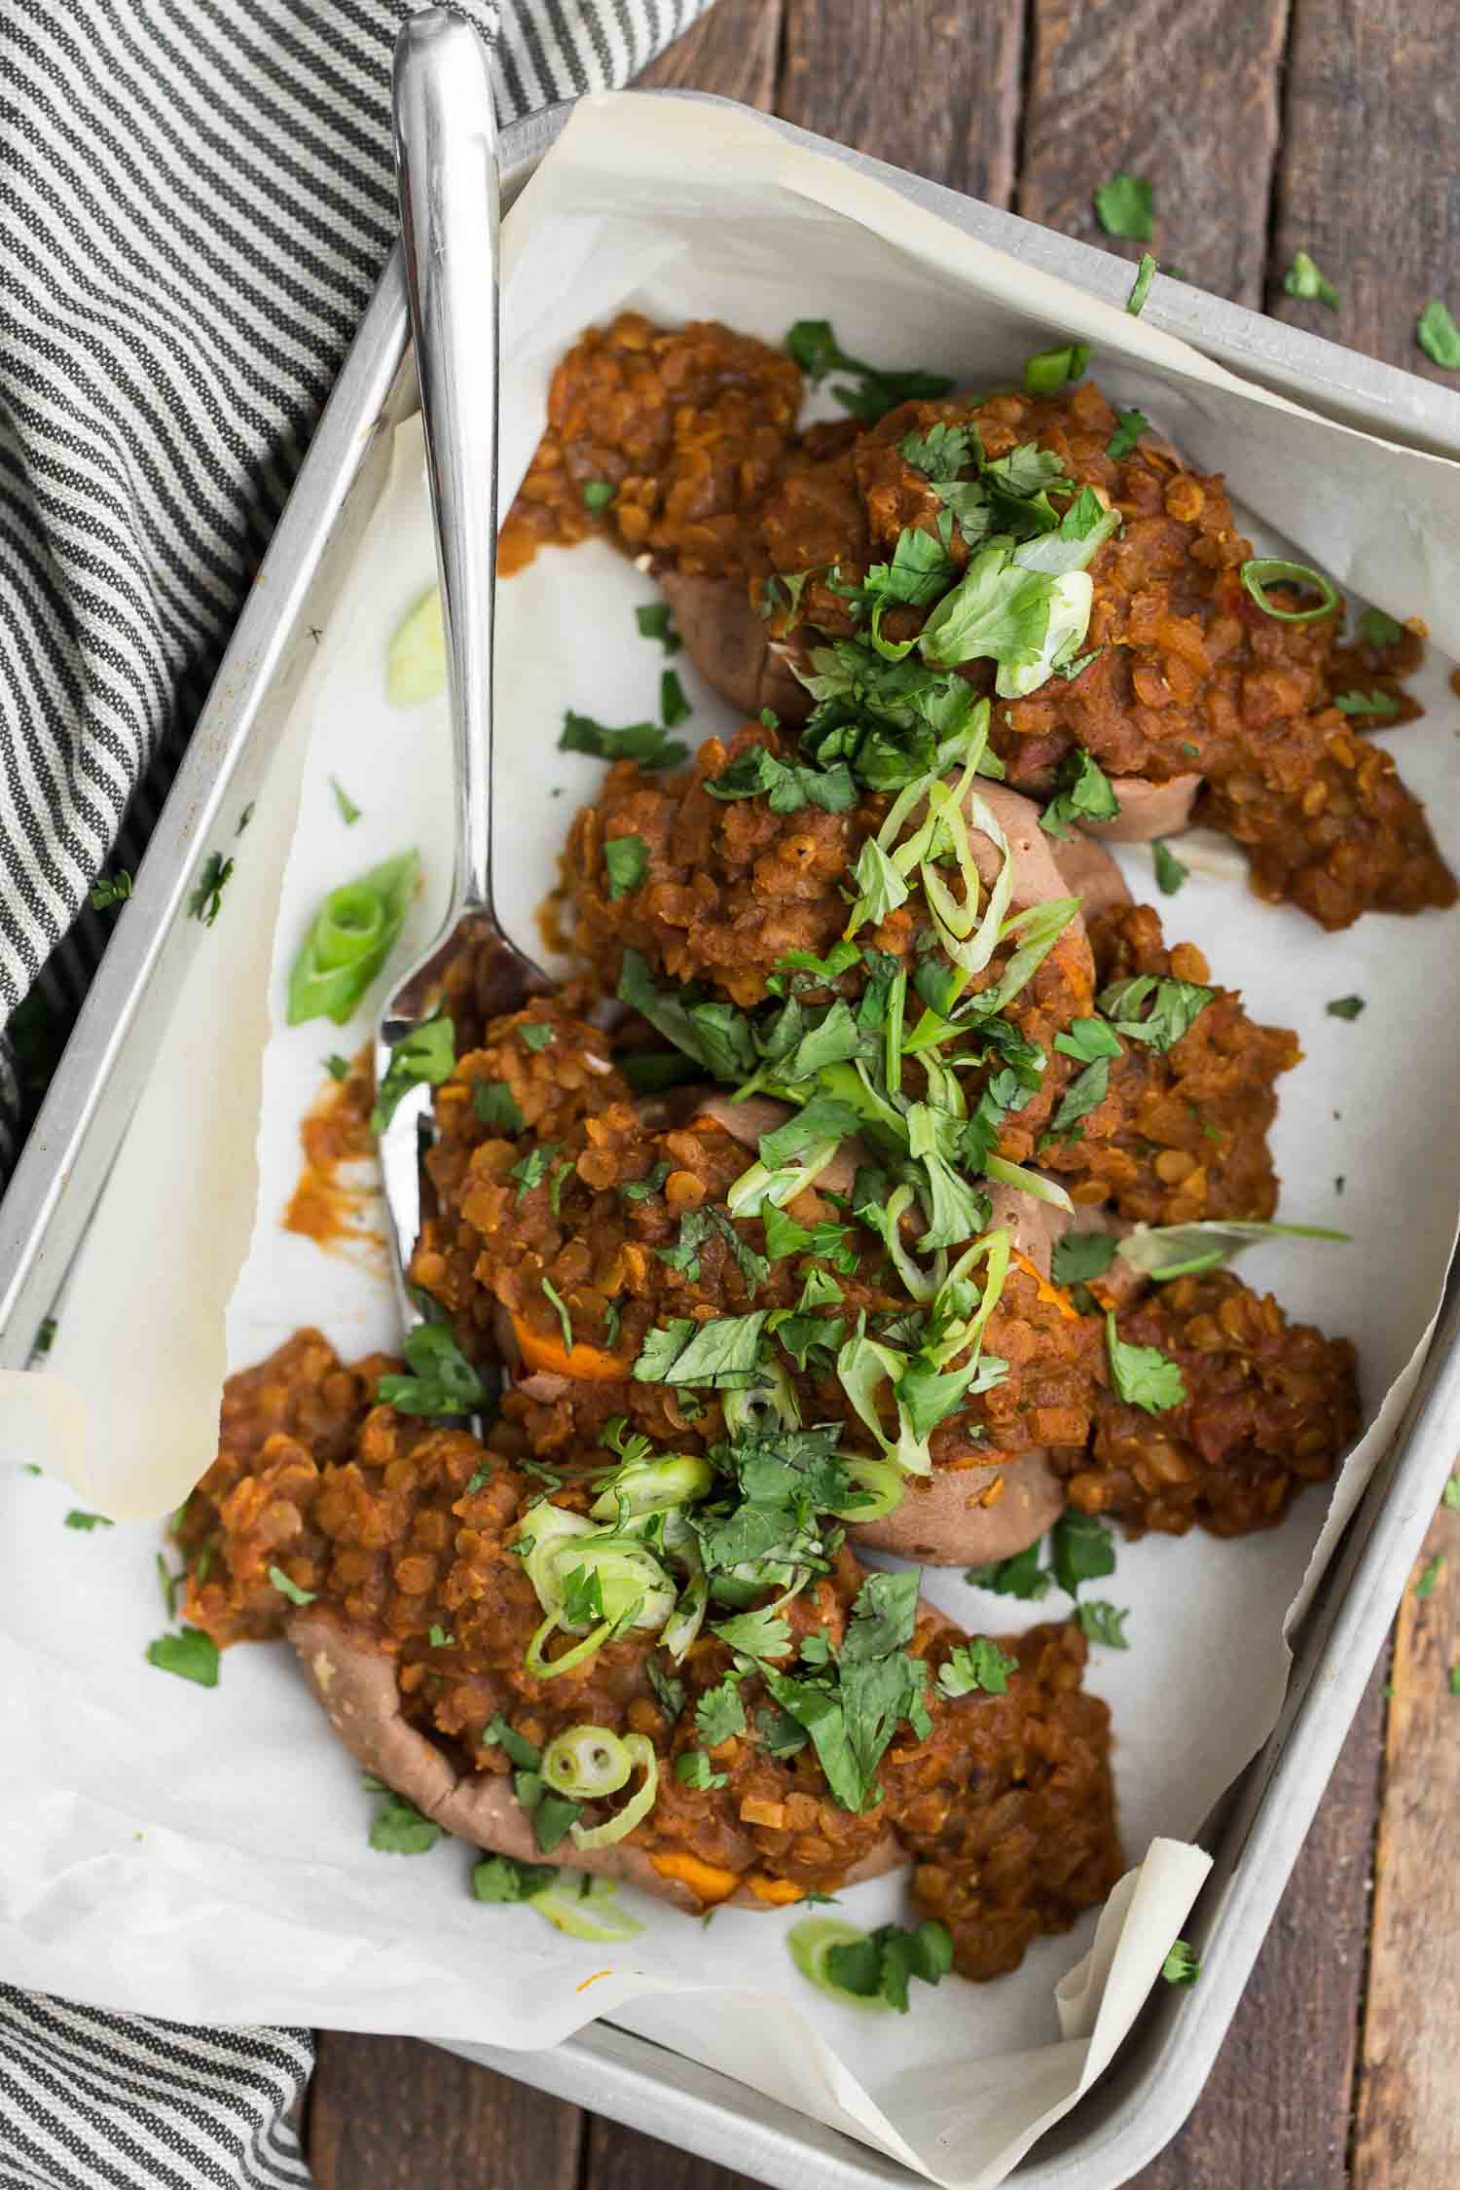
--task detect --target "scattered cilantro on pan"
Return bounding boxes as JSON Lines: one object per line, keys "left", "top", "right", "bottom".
{"left": 823, "top": 1919, "right": 954, "bottom": 2012}
{"left": 1417, "top": 299, "right": 1460, "bottom": 371}
{"left": 1051, "top": 1230, "right": 1118, "bottom": 1287}
{"left": 1152, "top": 838, "right": 1188, "bottom": 894}
{"left": 603, "top": 833, "right": 650, "bottom": 900}
{"left": 620, "top": 1158, "right": 673, "bottom": 1203}
{"left": 1358, "top": 607, "right": 1405, "bottom": 648}
{"left": 660, "top": 668, "right": 692, "bottom": 727}
{"left": 675, "top": 1750, "right": 730, "bottom": 1790}
{"left": 89, "top": 872, "right": 133, "bottom": 909}
{"left": 187, "top": 851, "right": 234, "bottom": 926}
{"left": 1054, "top": 1018, "right": 1122, "bottom": 1065}
{"left": 63, "top": 1509, "right": 113, "bottom": 1531}
{"left": 329, "top": 775, "right": 362, "bottom": 824}
{"left": 473, "top": 1079, "right": 525, "bottom": 1134}
{"left": 582, "top": 480, "right": 615, "bottom": 511}
{"left": 694, "top": 1677, "right": 747, "bottom": 1748}
{"left": 369, "top": 1789, "right": 443, "bottom": 1855}
{"left": 1326, "top": 995, "right": 1366, "bottom": 1021}
{"left": 1106, "top": 407, "right": 1148, "bottom": 460}
{"left": 1106, "top": 1312, "right": 1187, "bottom": 1413}
{"left": 519, "top": 1023, "right": 556, "bottom": 1052}
{"left": 1040, "top": 748, "right": 1120, "bottom": 838}
{"left": 1094, "top": 172, "right": 1154, "bottom": 243}
{"left": 1162, "top": 1940, "right": 1202, "bottom": 1986}
{"left": 635, "top": 601, "right": 682, "bottom": 654}
{"left": 648, "top": 1660, "right": 687, "bottom": 1723}
{"left": 1050, "top": 1510, "right": 1118, "bottom": 1595}
{"left": 267, "top": 1564, "right": 316, "bottom": 1606}
{"left": 472, "top": 1854, "right": 557, "bottom": 1902}
{"left": 377, "top": 1321, "right": 485, "bottom": 1417}
{"left": 705, "top": 743, "right": 857, "bottom": 817}
{"left": 936, "top": 1638, "right": 1018, "bottom": 1698}
{"left": 1076, "top": 1600, "right": 1130, "bottom": 1650}
{"left": 512, "top": 1769, "right": 583, "bottom": 1853}
{"left": 559, "top": 710, "right": 688, "bottom": 770}
{"left": 509, "top": 1142, "right": 560, "bottom": 1204}
{"left": 634, "top": 1313, "right": 769, "bottom": 1389}
{"left": 1041, "top": 1057, "right": 1110, "bottom": 1144}
{"left": 1282, "top": 251, "right": 1339, "bottom": 309}
{"left": 145, "top": 1628, "right": 220, "bottom": 1688}
{"left": 482, "top": 1716, "right": 543, "bottom": 1770}
{"left": 1099, "top": 973, "right": 1213, "bottom": 1052}
{"left": 1126, "top": 253, "right": 1157, "bottom": 316}
{"left": 784, "top": 319, "right": 954, "bottom": 423}
{"left": 760, "top": 1571, "right": 932, "bottom": 1814}
{"left": 1333, "top": 689, "right": 1400, "bottom": 719}
{"left": 965, "top": 1541, "right": 1052, "bottom": 1600}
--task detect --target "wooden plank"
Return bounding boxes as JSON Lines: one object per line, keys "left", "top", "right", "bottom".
{"left": 1270, "top": 0, "right": 1460, "bottom": 377}
{"left": 1018, "top": 0, "right": 1289, "bottom": 305}
{"left": 1127, "top": 1657, "right": 1388, "bottom": 2189}
{"left": 584, "top": 2109, "right": 763, "bottom": 2190}
{"left": 779, "top": 0, "right": 1024, "bottom": 206}
{"left": 1351, "top": 1503, "right": 1460, "bottom": 2190}
{"left": 638, "top": 0, "right": 783, "bottom": 110}
{"left": 307, "top": 2034, "right": 582, "bottom": 2190}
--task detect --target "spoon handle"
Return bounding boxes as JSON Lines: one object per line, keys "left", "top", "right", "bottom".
{"left": 392, "top": 9, "right": 500, "bottom": 918}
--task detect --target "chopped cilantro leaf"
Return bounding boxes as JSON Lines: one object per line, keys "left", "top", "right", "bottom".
{"left": 1106, "top": 408, "right": 1148, "bottom": 460}
{"left": 145, "top": 1628, "right": 220, "bottom": 1688}
{"left": 635, "top": 601, "right": 682, "bottom": 654}
{"left": 694, "top": 1677, "right": 747, "bottom": 1748}
{"left": 1333, "top": 689, "right": 1400, "bottom": 720}
{"left": 1106, "top": 1313, "right": 1186, "bottom": 1413}
{"left": 1040, "top": 748, "right": 1120, "bottom": 838}
{"left": 1415, "top": 1553, "right": 1445, "bottom": 1600}
{"left": 1162, "top": 1939, "right": 1201, "bottom": 1986}
{"left": 582, "top": 480, "right": 615, "bottom": 511}
{"left": 1077, "top": 1600, "right": 1130, "bottom": 1649}
{"left": 936, "top": 1638, "right": 1018, "bottom": 1698}
{"left": 63, "top": 1509, "right": 114, "bottom": 1531}
{"left": 1051, "top": 1230, "right": 1117, "bottom": 1286}
{"left": 369, "top": 1789, "right": 442, "bottom": 1854}
{"left": 1358, "top": 607, "right": 1405, "bottom": 648}
{"left": 559, "top": 710, "right": 687, "bottom": 770}
{"left": 372, "top": 1012, "right": 455, "bottom": 1130}
{"left": 604, "top": 833, "right": 650, "bottom": 900}
{"left": 267, "top": 1563, "right": 317, "bottom": 1606}
{"left": 705, "top": 743, "right": 857, "bottom": 817}
{"left": 1054, "top": 1017, "right": 1122, "bottom": 1064}
{"left": 187, "top": 851, "right": 234, "bottom": 927}
{"left": 1152, "top": 838, "right": 1188, "bottom": 894}
{"left": 519, "top": 1023, "right": 556, "bottom": 1052}
{"left": 377, "top": 1321, "right": 485, "bottom": 1417}
{"left": 660, "top": 668, "right": 691, "bottom": 728}
{"left": 324, "top": 1053, "right": 351, "bottom": 1081}
{"left": 1326, "top": 995, "right": 1366, "bottom": 1021}
{"left": 785, "top": 319, "right": 954, "bottom": 423}
{"left": 329, "top": 775, "right": 361, "bottom": 825}
{"left": 473, "top": 1080, "right": 525, "bottom": 1134}
{"left": 823, "top": 1918, "right": 954, "bottom": 2011}
{"left": 540, "top": 1276, "right": 574, "bottom": 1354}
{"left": 89, "top": 872, "right": 133, "bottom": 909}
{"left": 1099, "top": 973, "right": 1213, "bottom": 1052}
{"left": 675, "top": 1749, "right": 730, "bottom": 1790}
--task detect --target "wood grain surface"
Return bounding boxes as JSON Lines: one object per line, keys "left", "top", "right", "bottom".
{"left": 306, "top": 2, "right": 1460, "bottom": 2182}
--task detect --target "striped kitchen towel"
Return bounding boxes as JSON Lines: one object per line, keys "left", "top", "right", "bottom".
{"left": 0, "top": 0, "right": 710, "bottom": 1178}
{"left": 0, "top": 3, "right": 711, "bottom": 2179}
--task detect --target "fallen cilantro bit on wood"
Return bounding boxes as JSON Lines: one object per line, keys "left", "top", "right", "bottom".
{"left": 1282, "top": 250, "right": 1339, "bottom": 309}
{"left": 1152, "top": 838, "right": 1188, "bottom": 895}
{"left": 64, "top": 1509, "right": 114, "bottom": 1531}
{"left": 1162, "top": 1939, "right": 1202, "bottom": 1986}
{"left": 145, "top": 1628, "right": 220, "bottom": 1688}
{"left": 187, "top": 852, "right": 234, "bottom": 927}
{"left": 369, "top": 1788, "right": 442, "bottom": 1854}
{"left": 1415, "top": 1553, "right": 1445, "bottom": 1601}
{"left": 1107, "top": 1313, "right": 1187, "bottom": 1413}
{"left": 1094, "top": 172, "right": 1154, "bottom": 243}
{"left": 1326, "top": 995, "right": 1366, "bottom": 1021}
{"left": 1417, "top": 298, "right": 1460, "bottom": 372}
{"left": 1126, "top": 253, "right": 1157, "bottom": 317}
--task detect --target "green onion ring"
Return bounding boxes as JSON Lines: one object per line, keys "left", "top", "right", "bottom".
{"left": 787, "top": 1916, "right": 888, "bottom": 2008}
{"left": 830, "top": 1456, "right": 905, "bottom": 1521}
{"left": 1239, "top": 557, "right": 1339, "bottom": 623}
{"left": 523, "top": 1612, "right": 612, "bottom": 1681}
{"left": 570, "top": 1732, "right": 659, "bottom": 1851}
{"left": 312, "top": 882, "right": 385, "bottom": 970}
{"left": 541, "top": 1724, "right": 634, "bottom": 1799}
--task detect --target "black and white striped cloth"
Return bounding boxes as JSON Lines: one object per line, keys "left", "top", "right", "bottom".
{"left": 0, "top": 2, "right": 710, "bottom": 2180}
{"left": 0, "top": 0, "right": 709, "bottom": 1173}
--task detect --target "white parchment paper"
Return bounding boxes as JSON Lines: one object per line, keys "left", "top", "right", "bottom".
{"left": 5, "top": 90, "right": 1460, "bottom": 2188}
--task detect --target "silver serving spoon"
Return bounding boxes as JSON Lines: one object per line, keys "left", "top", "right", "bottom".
{"left": 378, "top": 9, "right": 548, "bottom": 1323}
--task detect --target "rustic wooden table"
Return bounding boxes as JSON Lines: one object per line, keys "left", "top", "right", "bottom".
{"left": 305, "top": 3, "right": 1460, "bottom": 2183}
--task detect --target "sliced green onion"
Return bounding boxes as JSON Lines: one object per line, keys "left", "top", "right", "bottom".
{"left": 880, "top": 1182, "right": 947, "bottom": 1303}
{"left": 1116, "top": 1217, "right": 1349, "bottom": 1280}
{"left": 836, "top": 1330, "right": 932, "bottom": 1477}
{"left": 727, "top": 1142, "right": 840, "bottom": 1216}
{"left": 524, "top": 1613, "right": 614, "bottom": 1680}
{"left": 658, "top": 1573, "right": 709, "bottom": 1663}
{"left": 286, "top": 852, "right": 419, "bottom": 1025}
{"left": 788, "top": 1917, "right": 889, "bottom": 2010}
{"left": 830, "top": 1455, "right": 906, "bottom": 1522}
{"left": 723, "top": 1360, "right": 802, "bottom": 1437}
{"left": 526, "top": 1876, "right": 644, "bottom": 1941}
{"left": 983, "top": 1153, "right": 1075, "bottom": 1213}
{"left": 571, "top": 1732, "right": 660, "bottom": 1851}
{"left": 541, "top": 1724, "right": 634, "bottom": 1800}
{"left": 590, "top": 1453, "right": 715, "bottom": 1522}
{"left": 386, "top": 588, "right": 445, "bottom": 706}
{"left": 1239, "top": 557, "right": 1339, "bottom": 624}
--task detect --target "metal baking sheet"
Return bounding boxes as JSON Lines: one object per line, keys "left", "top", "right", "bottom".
{"left": 4, "top": 91, "right": 1459, "bottom": 2190}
